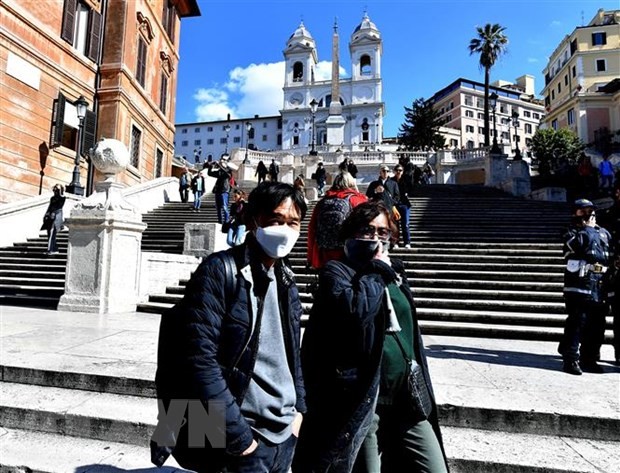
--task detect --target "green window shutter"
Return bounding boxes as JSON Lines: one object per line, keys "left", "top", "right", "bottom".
{"left": 82, "top": 109, "right": 97, "bottom": 157}
{"left": 61, "top": 0, "right": 77, "bottom": 44}
{"left": 87, "top": 9, "right": 102, "bottom": 62}
{"left": 50, "top": 94, "right": 67, "bottom": 148}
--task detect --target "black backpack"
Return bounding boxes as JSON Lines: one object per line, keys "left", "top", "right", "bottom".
{"left": 315, "top": 195, "right": 353, "bottom": 250}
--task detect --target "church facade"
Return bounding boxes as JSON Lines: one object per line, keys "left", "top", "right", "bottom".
{"left": 280, "top": 14, "right": 385, "bottom": 152}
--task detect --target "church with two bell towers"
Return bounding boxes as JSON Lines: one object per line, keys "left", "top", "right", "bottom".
{"left": 281, "top": 13, "right": 385, "bottom": 152}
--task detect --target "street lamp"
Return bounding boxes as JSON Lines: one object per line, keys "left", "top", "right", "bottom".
{"left": 243, "top": 122, "right": 252, "bottom": 164}
{"left": 224, "top": 124, "right": 231, "bottom": 154}
{"left": 374, "top": 110, "right": 382, "bottom": 145}
{"left": 309, "top": 98, "right": 318, "bottom": 155}
{"left": 489, "top": 92, "right": 500, "bottom": 154}
{"left": 66, "top": 95, "right": 88, "bottom": 196}
{"left": 512, "top": 110, "right": 522, "bottom": 160}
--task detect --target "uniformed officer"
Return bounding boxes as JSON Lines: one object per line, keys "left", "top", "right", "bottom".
{"left": 559, "top": 199, "right": 612, "bottom": 375}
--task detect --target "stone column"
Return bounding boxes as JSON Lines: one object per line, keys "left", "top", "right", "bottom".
{"left": 58, "top": 139, "right": 147, "bottom": 314}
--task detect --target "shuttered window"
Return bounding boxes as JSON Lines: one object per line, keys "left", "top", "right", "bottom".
{"left": 136, "top": 37, "right": 147, "bottom": 88}
{"left": 61, "top": 0, "right": 101, "bottom": 62}
{"left": 155, "top": 148, "right": 164, "bottom": 178}
{"left": 49, "top": 93, "right": 96, "bottom": 153}
{"left": 162, "top": 1, "right": 176, "bottom": 42}
{"left": 159, "top": 73, "right": 168, "bottom": 115}
{"left": 130, "top": 125, "right": 142, "bottom": 168}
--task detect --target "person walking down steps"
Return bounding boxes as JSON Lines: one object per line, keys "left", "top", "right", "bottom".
{"left": 40, "top": 183, "right": 66, "bottom": 255}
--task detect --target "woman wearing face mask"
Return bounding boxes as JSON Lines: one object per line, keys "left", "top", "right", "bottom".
{"left": 294, "top": 201, "right": 447, "bottom": 473}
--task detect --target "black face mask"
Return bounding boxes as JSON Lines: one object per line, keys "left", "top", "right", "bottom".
{"left": 344, "top": 238, "right": 380, "bottom": 263}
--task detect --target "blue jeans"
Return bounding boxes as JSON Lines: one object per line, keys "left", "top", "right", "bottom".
{"left": 216, "top": 192, "right": 230, "bottom": 224}
{"left": 193, "top": 191, "right": 203, "bottom": 209}
{"left": 397, "top": 204, "right": 411, "bottom": 245}
{"left": 226, "top": 434, "right": 297, "bottom": 473}
{"left": 227, "top": 225, "right": 246, "bottom": 247}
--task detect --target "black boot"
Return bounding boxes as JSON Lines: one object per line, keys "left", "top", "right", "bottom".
{"left": 580, "top": 361, "right": 604, "bottom": 373}
{"left": 563, "top": 360, "right": 582, "bottom": 375}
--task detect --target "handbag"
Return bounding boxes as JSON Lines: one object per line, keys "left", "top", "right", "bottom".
{"left": 391, "top": 206, "right": 401, "bottom": 221}
{"left": 391, "top": 332, "right": 433, "bottom": 420}
{"left": 221, "top": 217, "right": 234, "bottom": 234}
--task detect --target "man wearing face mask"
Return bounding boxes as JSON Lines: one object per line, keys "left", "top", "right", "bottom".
{"left": 152, "top": 181, "right": 307, "bottom": 472}
{"left": 559, "top": 199, "right": 612, "bottom": 375}
{"left": 295, "top": 201, "right": 446, "bottom": 473}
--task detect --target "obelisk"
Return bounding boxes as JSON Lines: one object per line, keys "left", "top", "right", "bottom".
{"left": 325, "top": 18, "right": 346, "bottom": 147}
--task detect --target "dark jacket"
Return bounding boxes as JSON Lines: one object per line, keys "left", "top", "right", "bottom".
{"left": 208, "top": 165, "right": 232, "bottom": 194}
{"left": 40, "top": 194, "right": 65, "bottom": 232}
{"left": 314, "top": 166, "right": 327, "bottom": 184}
{"left": 366, "top": 177, "right": 400, "bottom": 210}
{"left": 154, "top": 240, "right": 306, "bottom": 470}
{"left": 391, "top": 176, "right": 413, "bottom": 207}
{"left": 295, "top": 257, "right": 444, "bottom": 472}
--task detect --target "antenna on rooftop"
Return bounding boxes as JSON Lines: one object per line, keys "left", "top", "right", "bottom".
{"left": 581, "top": 10, "right": 584, "bottom": 26}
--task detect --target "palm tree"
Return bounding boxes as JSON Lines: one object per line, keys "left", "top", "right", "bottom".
{"left": 468, "top": 23, "right": 508, "bottom": 147}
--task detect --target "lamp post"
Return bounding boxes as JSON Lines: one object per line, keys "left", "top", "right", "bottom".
{"left": 374, "top": 110, "right": 382, "bottom": 145}
{"left": 489, "top": 92, "right": 500, "bottom": 154}
{"left": 224, "top": 124, "right": 231, "bottom": 155}
{"left": 512, "top": 110, "right": 522, "bottom": 160}
{"left": 66, "top": 95, "right": 88, "bottom": 196}
{"left": 309, "top": 98, "right": 318, "bottom": 155}
{"left": 243, "top": 122, "right": 252, "bottom": 164}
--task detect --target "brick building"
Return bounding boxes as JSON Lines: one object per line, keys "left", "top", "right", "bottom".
{"left": 0, "top": 0, "right": 200, "bottom": 204}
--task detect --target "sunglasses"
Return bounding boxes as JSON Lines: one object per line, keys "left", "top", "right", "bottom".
{"left": 357, "top": 225, "right": 392, "bottom": 241}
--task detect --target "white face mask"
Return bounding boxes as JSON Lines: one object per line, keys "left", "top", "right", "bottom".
{"left": 255, "top": 224, "right": 300, "bottom": 259}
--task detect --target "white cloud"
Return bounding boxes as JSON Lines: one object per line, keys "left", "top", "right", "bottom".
{"left": 193, "top": 61, "right": 347, "bottom": 122}
{"left": 550, "top": 20, "right": 561, "bottom": 27}
{"left": 527, "top": 57, "right": 539, "bottom": 63}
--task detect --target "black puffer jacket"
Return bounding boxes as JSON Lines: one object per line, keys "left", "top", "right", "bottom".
{"left": 295, "top": 257, "right": 444, "bottom": 472}
{"left": 154, "top": 239, "right": 306, "bottom": 468}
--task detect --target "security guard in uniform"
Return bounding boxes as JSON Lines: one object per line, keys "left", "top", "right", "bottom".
{"left": 559, "top": 199, "right": 612, "bottom": 375}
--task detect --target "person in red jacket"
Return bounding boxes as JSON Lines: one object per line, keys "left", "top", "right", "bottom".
{"left": 307, "top": 171, "right": 368, "bottom": 269}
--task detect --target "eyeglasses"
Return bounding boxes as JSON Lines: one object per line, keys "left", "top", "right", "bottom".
{"left": 395, "top": 169, "right": 403, "bottom": 173}
{"left": 357, "top": 225, "right": 392, "bottom": 241}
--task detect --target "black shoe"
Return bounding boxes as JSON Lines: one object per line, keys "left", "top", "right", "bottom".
{"left": 563, "top": 361, "right": 582, "bottom": 375}
{"left": 580, "top": 361, "right": 604, "bottom": 373}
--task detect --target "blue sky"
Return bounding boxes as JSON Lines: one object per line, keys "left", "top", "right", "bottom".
{"left": 174, "top": 0, "right": 618, "bottom": 137}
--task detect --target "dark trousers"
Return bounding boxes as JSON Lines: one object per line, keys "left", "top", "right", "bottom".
{"left": 397, "top": 204, "right": 411, "bottom": 245}
{"left": 612, "top": 296, "right": 619, "bottom": 359}
{"left": 560, "top": 294, "right": 607, "bottom": 363}
{"left": 353, "top": 405, "right": 447, "bottom": 473}
{"left": 180, "top": 186, "right": 189, "bottom": 203}
{"left": 226, "top": 435, "right": 297, "bottom": 473}
{"left": 46, "top": 226, "right": 58, "bottom": 253}
{"left": 216, "top": 192, "right": 230, "bottom": 224}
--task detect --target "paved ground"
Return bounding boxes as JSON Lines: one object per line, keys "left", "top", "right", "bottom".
{"left": 1, "top": 305, "right": 619, "bottom": 472}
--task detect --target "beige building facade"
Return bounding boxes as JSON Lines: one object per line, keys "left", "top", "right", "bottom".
{"left": 0, "top": 0, "right": 199, "bottom": 204}
{"left": 541, "top": 9, "right": 620, "bottom": 146}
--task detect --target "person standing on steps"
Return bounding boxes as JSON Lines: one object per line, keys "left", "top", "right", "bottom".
{"left": 366, "top": 165, "right": 400, "bottom": 222}
{"left": 152, "top": 181, "right": 307, "bottom": 473}
{"left": 41, "top": 184, "right": 66, "bottom": 255}
{"left": 391, "top": 164, "right": 413, "bottom": 249}
{"left": 208, "top": 156, "right": 233, "bottom": 224}
{"left": 190, "top": 170, "right": 205, "bottom": 212}
{"left": 269, "top": 159, "right": 280, "bottom": 182}
{"left": 256, "top": 160, "right": 268, "bottom": 183}
{"left": 179, "top": 167, "right": 192, "bottom": 203}
{"left": 559, "top": 199, "right": 612, "bottom": 375}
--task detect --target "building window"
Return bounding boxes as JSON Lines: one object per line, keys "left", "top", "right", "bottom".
{"left": 501, "top": 131, "right": 510, "bottom": 140}
{"left": 465, "top": 125, "right": 474, "bottom": 133}
{"left": 551, "top": 90, "right": 555, "bottom": 100}
{"left": 500, "top": 104, "right": 507, "bottom": 114}
{"left": 130, "top": 125, "right": 142, "bottom": 168}
{"left": 207, "top": 139, "right": 214, "bottom": 144}
{"left": 478, "top": 127, "right": 485, "bottom": 135}
{"left": 570, "top": 39, "right": 577, "bottom": 55}
{"left": 572, "top": 66, "right": 576, "bottom": 78}
{"left": 592, "top": 32, "right": 607, "bottom": 46}
{"left": 162, "top": 1, "right": 176, "bottom": 42}
{"left": 558, "top": 83, "right": 561, "bottom": 93}
{"left": 263, "top": 122, "right": 267, "bottom": 128}
{"left": 450, "top": 139, "right": 458, "bottom": 148}
{"left": 360, "top": 54, "right": 372, "bottom": 75}
{"left": 465, "top": 110, "right": 474, "bottom": 118}
{"left": 233, "top": 137, "right": 240, "bottom": 143}
{"left": 194, "top": 127, "right": 200, "bottom": 133}
{"left": 262, "top": 135, "right": 267, "bottom": 141}
{"left": 207, "top": 126, "right": 213, "bottom": 132}
{"left": 477, "top": 112, "right": 484, "bottom": 120}
{"left": 523, "top": 111, "right": 531, "bottom": 118}
{"left": 564, "top": 75, "right": 568, "bottom": 86}
{"left": 567, "top": 109, "right": 574, "bottom": 125}
{"left": 136, "top": 36, "right": 147, "bottom": 88}
{"left": 61, "top": 0, "right": 102, "bottom": 61}
{"left": 525, "top": 123, "right": 532, "bottom": 134}
{"left": 446, "top": 114, "right": 452, "bottom": 122}
{"left": 248, "top": 128, "right": 255, "bottom": 139}
{"left": 49, "top": 93, "right": 97, "bottom": 154}
{"left": 533, "top": 113, "right": 540, "bottom": 119}
{"left": 181, "top": 140, "right": 188, "bottom": 146}
{"left": 293, "top": 62, "right": 303, "bottom": 82}
{"left": 159, "top": 73, "right": 168, "bottom": 114}
{"left": 464, "top": 95, "right": 473, "bottom": 106}
{"left": 277, "top": 134, "right": 282, "bottom": 145}
{"left": 181, "top": 128, "right": 187, "bottom": 134}
{"left": 155, "top": 148, "right": 163, "bottom": 178}
{"left": 476, "top": 99, "right": 483, "bottom": 108}
{"left": 293, "top": 135, "right": 299, "bottom": 145}
{"left": 194, "top": 139, "right": 201, "bottom": 146}
{"left": 235, "top": 124, "right": 240, "bottom": 130}
{"left": 551, "top": 119, "right": 558, "bottom": 130}
{"left": 220, "top": 138, "right": 227, "bottom": 144}
{"left": 278, "top": 118, "right": 282, "bottom": 129}
{"left": 596, "top": 59, "right": 606, "bottom": 72}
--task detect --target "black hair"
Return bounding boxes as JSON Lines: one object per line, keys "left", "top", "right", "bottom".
{"left": 245, "top": 181, "right": 307, "bottom": 223}
{"left": 339, "top": 201, "right": 398, "bottom": 242}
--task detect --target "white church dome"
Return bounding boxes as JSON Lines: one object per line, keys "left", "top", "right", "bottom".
{"left": 287, "top": 21, "right": 316, "bottom": 49}
{"left": 351, "top": 13, "right": 380, "bottom": 41}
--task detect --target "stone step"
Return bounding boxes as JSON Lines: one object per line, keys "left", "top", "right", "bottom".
{"left": 0, "top": 381, "right": 153, "bottom": 447}
{"left": 0, "top": 294, "right": 59, "bottom": 308}
{"left": 442, "top": 426, "right": 620, "bottom": 473}
{"left": 0, "top": 277, "right": 65, "bottom": 287}
{"left": 0, "top": 427, "right": 190, "bottom": 472}
{"left": 289, "top": 254, "right": 564, "bottom": 264}
{"left": 408, "top": 287, "right": 564, "bottom": 302}
{"left": 0, "top": 270, "right": 65, "bottom": 279}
